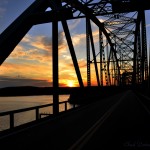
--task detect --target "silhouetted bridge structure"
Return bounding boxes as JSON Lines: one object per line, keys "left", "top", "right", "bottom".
{"left": 0, "top": 89, "right": 150, "bottom": 149}
{"left": 0, "top": 0, "right": 150, "bottom": 149}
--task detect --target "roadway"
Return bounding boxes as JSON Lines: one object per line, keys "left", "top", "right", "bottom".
{"left": 0, "top": 90, "right": 150, "bottom": 150}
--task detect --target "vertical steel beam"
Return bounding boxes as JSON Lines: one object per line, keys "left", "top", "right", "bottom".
{"left": 61, "top": 20, "right": 84, "bottom": 87}
{"left": 107, "top": 46, "right": 112, "bottom": 86}
{"left": 143, "top": 11, "right": 148, "bottom": 83}
{"left": 137, "top": 30, "right": 142, "bottom": 84}
{"left": 52, "top": 12, "right": 59, "bottom": 115}
{"left": 133, "top": 12, "right": 141, "bottom": 85}
{"left": 141, "top": 11, "right": 145, "bottom": 84}
{"left": 59, "top": 0, "right": 84, "bottom": 87}
{"left": 87, "top": 19, "right": 100, "bottom": 86}
{"left": 86, "top": 18, "right": 91, "bottom": 86}
{"left": 99, "top": 30, "right": 103, "bottom": 86}
{"left": 106, "top": 40, "right": 110, "bottom": 85}
{"left": 141, "top": 10, "right": 148, "bottom": 85}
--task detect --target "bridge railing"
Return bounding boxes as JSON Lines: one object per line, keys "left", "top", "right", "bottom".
{"left": 0, "top": 100, "right": 78, "bottom": 131}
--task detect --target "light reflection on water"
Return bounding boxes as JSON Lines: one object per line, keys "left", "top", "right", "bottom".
{"left": 0, "top": 95, "right": 71, "bottom": 131}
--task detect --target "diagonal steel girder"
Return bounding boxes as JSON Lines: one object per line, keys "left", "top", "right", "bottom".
{"left": 50, "top": 0, "right": 84, "bottom": 87}
{"left": 64, "top": 0, "right": 120, "bottom": 82}
{"left": 61, "top": 19, "right": 84, "bottom": 87}
{"left": 0, "top": 0, "right": 49, "bottom": 65}
{"left": 0, "top": 0, "right": 72, "bottom": 65}
{"left": 0, "top": 0, "right": 122, "bottom": 85}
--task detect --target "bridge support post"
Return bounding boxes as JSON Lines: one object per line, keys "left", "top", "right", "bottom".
{"left": 52, "top": 12, "right": 59, "bottom": 115}
{"left": 141, "top": 10, "right": 148, "bottom": 87}
{"left": 87, "top": 19, "right": 100, "bottom": 86}
{"left": 86, "top": 18, "right": 91, "bottom": 86}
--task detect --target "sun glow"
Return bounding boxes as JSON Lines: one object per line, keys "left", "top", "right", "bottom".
{"left": 67, "top": 81, "right": 74, "bottom": 87}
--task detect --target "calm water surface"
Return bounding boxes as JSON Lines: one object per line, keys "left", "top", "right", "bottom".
{"left": 0, "top": 95, "right": 71, "bottom": 131}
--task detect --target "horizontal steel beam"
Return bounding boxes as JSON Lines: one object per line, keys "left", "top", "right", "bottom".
{"left": 30, "top": 8, "right": 73, "bottom": 25}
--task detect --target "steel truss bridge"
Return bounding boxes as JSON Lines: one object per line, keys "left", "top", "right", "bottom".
{"left": 1, "top": 1, "right": 150, "bottom": 145}
{"left": 0, "top": 0, "right": 150, "bottom": 112}
{"left": 0, "top": 0, "right": 149, "bottom": 87}
{"left": 0, "top": 0, "right": 150, "bottom": 87}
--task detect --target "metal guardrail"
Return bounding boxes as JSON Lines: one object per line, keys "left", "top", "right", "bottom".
{"left": 0, "top": 100, "right": 77, "bottom": 130}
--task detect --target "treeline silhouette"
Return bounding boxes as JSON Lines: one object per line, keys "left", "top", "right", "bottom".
{"left": 0, "top": 86, "right": 53, "bottom": 96}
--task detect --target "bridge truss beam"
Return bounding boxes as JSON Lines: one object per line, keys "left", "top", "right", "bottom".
{"left": 0, "top": 0, "right": 149, "bottom": 91}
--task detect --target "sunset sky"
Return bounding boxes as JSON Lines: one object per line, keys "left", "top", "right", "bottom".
{"left": 0, "top": 0, "right": 150, "bottom": 88}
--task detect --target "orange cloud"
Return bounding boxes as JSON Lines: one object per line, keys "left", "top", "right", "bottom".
{"left": 10, "top": 45, "right": 52, "bottom": 63}
{"left": 21, "top": 34, "right": 32, "bottom": 43}
{"left": 0, "top": 62, "right": 52, "bottom": 80}
{"left": 30, "top": 36, "right": 51, "bottom": 51}
{"left": 27, "top": 31, "right": 67, "bottom": 53}
{"left": 71, "top": 33, "right": 86, "bottom": 46}
{"left": 1, "top": 30, "right": 102, "bottom": 87}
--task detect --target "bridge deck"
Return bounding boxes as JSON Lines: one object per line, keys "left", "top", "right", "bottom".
{"left": 0, "top": 90, "right": 150, "bottom": 150}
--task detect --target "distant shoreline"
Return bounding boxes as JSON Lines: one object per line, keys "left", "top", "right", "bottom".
{"left": 0, "top": 86, "right": 149, "bottom": 105}
{"left": 0, "top": 86, "right": 54, "bottom": 97}
{"left": 0, "top": 86, "right": 75, "bottom": 97}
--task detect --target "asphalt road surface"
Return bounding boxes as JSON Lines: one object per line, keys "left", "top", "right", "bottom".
{"left": 0, "top": 90, "right": 150, "bottom": 150}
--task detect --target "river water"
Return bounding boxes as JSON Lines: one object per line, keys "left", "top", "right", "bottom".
{"left": 0, "top": 95, "right": 71, "bottom": 131}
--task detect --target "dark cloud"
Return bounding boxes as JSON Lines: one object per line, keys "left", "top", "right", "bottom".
{"left": 58, "top": 31, "right": 64, "bottom": 46}
{"left": 0, "top": 76, "right": 52, "bottom": 88}
{"left": 41, "top": 36, "right": 52, "bottom": 50}
{"left": 0, "top": 76, "right": 68, "bottom": 88}
{"left": 41, "top": 31, "right": 64, "bottom": 51}
{"left": 66, "top": 60, "right": 86, "bottom": 69}
{"left": 0, "top": 7, "right": 6, "bottom": 18}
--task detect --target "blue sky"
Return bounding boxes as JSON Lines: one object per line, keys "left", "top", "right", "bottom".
{"left": 0, "top": 0, "right": 150, "bottom": 88}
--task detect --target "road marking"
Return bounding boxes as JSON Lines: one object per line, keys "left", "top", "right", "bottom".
{"left": 136, "top": 95, "right": 150, "bottom": 116}
{"left": 138, "top": 93, "right": 150, "bottom": 101}
{"left": 68, "top": 91, "right": 130, "bottom": 150}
